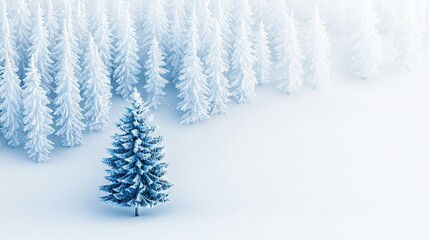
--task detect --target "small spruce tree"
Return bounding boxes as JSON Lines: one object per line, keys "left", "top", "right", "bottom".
{"left": 100, "top": 88, "right": 172, "bottom": 217}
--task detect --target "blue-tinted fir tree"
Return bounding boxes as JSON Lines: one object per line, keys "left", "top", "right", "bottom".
{"left": 100, "top": 89, "right": 172, "bottom": 216}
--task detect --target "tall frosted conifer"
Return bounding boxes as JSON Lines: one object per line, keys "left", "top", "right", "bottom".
{"left": 167, "top": 10, "right": 185, "bottom": 82}
{"left": 82, "top": 36, "right": 112, "bottom": 132}
{"left": 13, "top": 0, "right": 31, "bottom": 77}
{"left": 28, "top": 4, "right": 54, "bottom": 93}
{"left": 143, "top": 0, "right": 168, "bottom": 48}
{"left": 395, "top": 0, "right": 423, "bottom": 70}
{"left": 350, "top": 0, "right": 383, "bottom": 79}
{"left": 22, "top": 59, "right": 54, "bottom": 163}
{"left": 230, "top": 0, "right": 257, "bottom": 103}
{"left": 254, "top": 20, "right": 272, "bottom": 85}
{"left": 176, "top": 5, "right": 210, "bottom": 124}
{"left": 113, "top": 3, "right": 141, "bottom": 98}
{"left": 205, "top": 20, "right": 230, "bottom": 115}
{"left": 53, "top": 15, "right": 86, "bottom": 147}
{"left": 0, "top": 0, "right": 24, "bottom": 148}
{"left": 304, "top": 6, "right": 330, "bottom": 88}
{"left": 276, "top": 13, "right": 304, "bottom": 94}
{"left": 144, "top": 36, "right": 168, "bottom": 110}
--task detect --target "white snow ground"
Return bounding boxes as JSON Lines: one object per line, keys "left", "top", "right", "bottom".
{"left": 1, "top": 33, "right": 429, "bottom": 240}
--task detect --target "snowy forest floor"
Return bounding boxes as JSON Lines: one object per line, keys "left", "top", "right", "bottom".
{"left": 1, "top": 34, "right": 429, "bottom": 239}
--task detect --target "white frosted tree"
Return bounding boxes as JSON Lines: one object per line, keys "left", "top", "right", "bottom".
{"left": 90, "top": 0, "right": 113, "bottom": 72}
{"left": 0, "top": 1, "right": 24, "bottom": 148}
{"left": 143, "top": 0, "right": 168, "bottom": 48}
{"left": 254, "top": 20, "right": 271, "bottom": 85}
{"left": 28, "top": 4, "right": 54, "bottom": 93}
{"left": 377, "top": 0, "right": 400, "bottom": 37}
{"left": 197, "top": 0, "right": 213, "bottom": 56}
{"left": 113, "top": 3, "right": 141, "bottom": 99}
{"left": 22, "top": 59, "right": 54, "bottom": 163}
{"left": 212, "top": 0, "right": 234, "bottom": 54}
{"left": 304, "top": 5, "right": 330, "bottom": 89}
{"left": 74, "top": 0, "right": 90, "bottom": 48}
{"left": 167, "top": 0, "right": 185, "bottom": 28}
{"left": 395, "top": 0, "right": 423, "bottom": 71}
{"left": 82, "top": 36, "right": 112, "bottom": 132}
{"left": 53, "top": 16, "right": 86, "bottom": 147}
{"left": 167, "top": 10, "right": 185, "bottom": 82}
{"left": 350, "top": 0, "right": 383, "bottom": 79}
{"left": 176, "top": 6, "right": 210, "bottom": 124}
{"left": 144, "top": 36, "right": 168, "bottom": 110}
{"left": 204, "top": 20, "right": 230, "bottom": 115}
{"left": 13, "top": 0, "right": 31, "bottom": 77}
{"left": 275, "top": 13, "right": 304, "bottom": 94}
{"left": 43, "top": 0, "right": 59, "bottom": 50}
{"left": 230, "top": 0, "right": 257, "bottom": 103}
{"left": 267, "top": 0, "right": 289, "bottom": 44}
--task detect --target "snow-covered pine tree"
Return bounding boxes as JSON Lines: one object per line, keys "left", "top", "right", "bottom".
{"left": 143, "top": 0, "right": 168, "bottom": 49}
{"left": 395, "top": 0, "right": 423, "bottom": 71}
{"left": 167, "top": 0, "right": 185, "bottom": 28}
{"left": 304, "top": 5, "right": 330, "bottom": 89}
{"left": 377, "top": 0, "right": 399, "bottom": 37}
{"left": 0, "top": 0, "right": 24, "bottom": 148}
{"left": 176, "top": 5, "right": 210, "bottom": 124}
{"left": 144, "top": 36, "right": 168, "bottom": 110}
{"left": 212, "top": 0, "right": 234, "bottom": 55}
{"left": 22, "top": 59, "right": 54, "bottom": 163}
{"left": 74, "top": 0, "right": 90, "bottom": 48}
{"left": 82, "top": 36, "right": 112, "bottom": 132}
{"left": 350, "top": 0, "right": 383, "bottom": 79}
{"left": 205, "top": 20, "right": 230, "bottom": 115}
{"left": 100, "top": 88, "right": 172, "bottom": 217}
{"left": 43, "top": 0, "right": 59, "bottom": 50}
{"left": 275, "top": 13, "right": 304, "bottom": 94}
{"left": 13, "top": 0, "right": 31, "bottom": 78}
{"left": 230, "top": 0, "right": 257, "bottom": 103}
{"left": 167, "top": 10, "right": 185, "bottom": 82}
{"left": 53, "top": 15, "right": 86, "bottom": 147}
{"left": 90, "top": 0, "right": 113, "bottom": 73}
{"left": 254, "top": 19, "right": 272, "bottom": 85}
{"left": 28, "top": 4, "right": 54, "bottom": 93}
{"left": 267, "top": 0, "right": 289, "bottom": 46}
{"left": 113, "top": 3, "right": 141, "bottom": 99}
{"left": 197, "top": 0, "right": 213, "bottom": 56}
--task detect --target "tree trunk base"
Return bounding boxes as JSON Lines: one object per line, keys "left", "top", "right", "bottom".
{"left": 134, "top": 207, "right": 139, "bottom": 217}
